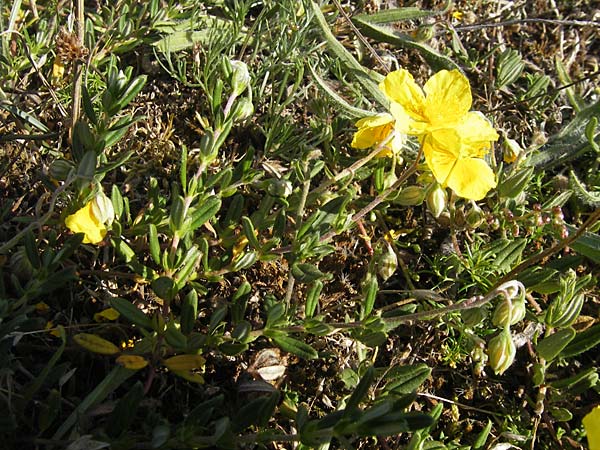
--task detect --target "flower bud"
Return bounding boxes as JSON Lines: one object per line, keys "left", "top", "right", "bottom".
{"left": 466, "top": 203, "right": 485, "bottom": 229}
{"left": 230, "top": 60, "right": 250, "bottom": 96}
{"left": 267, "top": 178, "right": 293, "bottom": 198}
{"left": 396, "top": 186, "right": 425, "bottom": 206}
{"left": 232, "top": 97, "right": 254, "bottom": 122}
{"left": 49, "top": 159, "right": 74, "bottom": 181}
{"left": 377, "top": 242, "right": 398, "bottom": 281}
{"left": 502, "top": 138, "right": 522, "bottom": 164}
{"left": 91, "top": 190, "right": 115, "bottom": 226}
{"left": 426, "top": 184, "right": 447, "bottom": 218}
{"left": 487, "top": 329, "right": 516, "bottom": 375}
{"left": 492, "top": 298, "right": 526, "bottom": 328}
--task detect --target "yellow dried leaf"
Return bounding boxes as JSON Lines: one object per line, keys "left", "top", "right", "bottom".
{"left": 94, "top": 307, "right": 120, "bottom": 322}
{"left": 73, "top": 333, "right": 120, "bottom": 355}
{"left": 35, "top": 302, "right": 50, "bottom": 313}
{"left": 163, "top": 354, "right": 206, "bottom": 372}
{"left": 171, "top": 370, "right": 205, "bottom": 384}
{"left": 116, "top": 354, "right": 149, "bottom": 370}
{"left": 51, "top": 56, "right": 65, "bottom": 84}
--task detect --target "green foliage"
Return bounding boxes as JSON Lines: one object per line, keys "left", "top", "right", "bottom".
{"left": 1, "top": 0, "right": 599, "bottom": 449}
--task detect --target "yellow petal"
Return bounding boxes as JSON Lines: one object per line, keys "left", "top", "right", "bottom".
{"left": 584, "top": 406, "right": 600, "bottom": 450}
{"left": 65, "top": 202, "right": 107, "bottom": 244}
{"left": 351, "top": 113, "right": 395, "bottom": 149}
{"left": 455, "top": 111, "right": 499, "bottom": 156}
{"left": 445, "top": 157, "right": 496, "bottom": 201}
{"left": 423, "top": 130, "right": 461, "bottom": 185}
{"left": 424, "top": 130, "right": 496, "bottom": 200}
{"left": 423, "top": 70, "right": 472, "bottom": 128}
{"left": 390, "top": 102, "right": 428, "bottom": 135}
{"left": 379, "top": 69, "right": 427, "bottom": 124}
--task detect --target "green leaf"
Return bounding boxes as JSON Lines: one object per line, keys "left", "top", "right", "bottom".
{"left": 152, "top": 276, "right": 178, "bottom": 302}
{"left": 536, "top": 328, "right": 576, "bottom": 361}
{"left": 352, "top": 4, "right": 448, "bottom": 23}
{"left": 269, "top": 332, "right": 318, "bottom": 360}
{"left": 52, "top": 366, "right": 135, "bottom": 440}
{"left": 291, "top": 263, "right": 329, "bottom": 283}
{"left": 344, "top": 366, "right": 375, "bottom": 413}
{"left": 569, "top": 170, "right": 600, "bottom": 207}
{"left": 385, "top": 364, "right": 431, "bottom": 394}
{"left": 351, "top": 17, "right": 459, "bottom": 72}
{"left": 181, "top": 289, "right": 198, "bottom": 335}
{"left": 241, "top": 216, "right": 262, "bottom": 250}
{"left": 528, "top": 99, "right": 600, "bottom": 169}
{"left": 110, "top": 297, "right": 153, "bottom": 330}
{"left": 174, "top": 246, "right": 202, "bottom": 288}
{"left": 231, "top": 251, "right": 258, "bottom": 271}
{"left": 491, "top": 238, "right": 527, "bottom": 272}
{"left": 566, "top": 225, "right": 600, "bottom": 264}
{"left": 77, "top": 150, "right": 97, "bottom": 180}
{"left": 190, "top": 195, "right": 222, "bottom": 231}
{"left": 110, "top": 75, "right": 147, "bottom": 114}
{"left": 169, "top": 195, "right": 186, "bottom": 232}
{"left": 148, "top": 223, "right": 160, "bottom": 265}
{"left": 473, "top": 419, "right": 493, "bottom": 449}
{"left": 309, "top": 65, "right": 376, "bottom": 119}
{"left": 498, "top": 167, "right": 534, "bottom": 198}
{"left": 305, "top": 280, "right": 323, "bottom": 318}
{"left": 82, "top": 84, "right": 98, "bottom": 125}
{"left": 561, "top": 324, "right": 600, "bottom": 358}
{"left": 106, "top": 381, "right": 144, "bottom": 438}
{"left": 307, "top": 0, "right": 388, "bottom": 107}
{"left": 495, "top": 48, "right": 525, "bottom": 88}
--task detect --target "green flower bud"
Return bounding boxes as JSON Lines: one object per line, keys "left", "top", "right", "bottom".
{"left": 414, "top": 24, "right": 435, "bottom": 42}
{"left": 230, "top": 60, "right": 250, "bottom": 96}
{"left": 49, "top": 159, "right": 75, "bottom": 181}
{"left": 426, "top": 184, "right": 447, "bottom": 218}
{"left": 465, "top": 203, "right": 485, "bottom": 229}
{"left": 267, "top": 178, "right": 293, "bottom": 198}
{"left": 396, "top": 185, "right": 426, "bottom": 206}
{"left": 91, "top": 190, "right": 115, "bottom": 226}
{"left": 487, "top": 329, "right": 516, "bottom": 375}
{"left": 492, "top": 298, "right": 526, "bottom": 328}
{"left": 377, "top": 242, "right": 398, "bottom": 281}
{"left": 232, "top": 97, "right": 254, "bottom": 122}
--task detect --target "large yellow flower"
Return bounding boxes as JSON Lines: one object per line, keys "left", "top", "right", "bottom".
{"left": 65, "top": 201, "right": 107, "bottom": 244}
{"left": 584, "top": 405, "right": 600, "bottom": 450}
{"left": 351, "top": 113, "right": 404, "bottom": 158}
{"left": 380, "top": 68, "right": 499, "bottom": 200}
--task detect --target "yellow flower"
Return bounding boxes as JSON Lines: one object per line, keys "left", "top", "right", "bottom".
{"left": 380, "top": 68, "right": 499, "bottom": 199}
{"left": 65, "top": 201, "right": 107, "bottom": 244}
{"left": 584, "top": 406, "right": 600, "bottom": 450}
{"left": 351, "top": 113, "right": 404, "bottom": 157}
{"left": 452, "top": 10, "right": 464, "bottom": 21}
{"left": 423, "top": 119, "right": 498, "bottom": 200}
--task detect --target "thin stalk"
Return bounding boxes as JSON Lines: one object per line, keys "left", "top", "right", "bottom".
{"left": 283, "top": 159, "right": 312, "bottom": 307}
{"left": 70, "top": 0, "right": 84, "bottom": 137}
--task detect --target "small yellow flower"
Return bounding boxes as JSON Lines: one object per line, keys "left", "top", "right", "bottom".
{"left": 351, "top": 113, "right": 404, "bottom": 157}
{"left": 423, "top": 124, "right": 498, "bottom": 200}
{"left": 452, "top": 10, "right": 464, "bottom": 21}
{"left": 45, "top": 321, "right": 61, "bottom": 338}
{"left": 380, "top": 68, "right": 499, "bottom": 200}
{"left": 65, "top": 201, "right": 107, "bottom": 244}
{"left": 584, "top": 406, "right": 600, "bottom": 450}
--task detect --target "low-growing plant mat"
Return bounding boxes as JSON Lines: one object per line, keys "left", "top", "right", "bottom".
{"left": 1, "top": 0, "right": 599, "bottom": 449}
